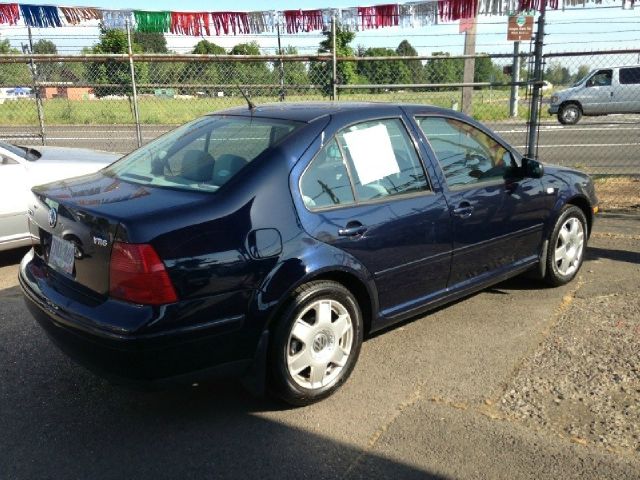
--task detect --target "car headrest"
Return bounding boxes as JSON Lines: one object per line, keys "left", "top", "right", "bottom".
{"left": 181, "top": 150, "right": 214, "bottom": 182}
{"left": 214, "top": 154, "right": 247, "bottom": 182}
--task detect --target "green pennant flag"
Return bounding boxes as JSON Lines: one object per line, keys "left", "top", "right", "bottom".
{"left": 134, "top": 10, "right": 171, "bottom": 33}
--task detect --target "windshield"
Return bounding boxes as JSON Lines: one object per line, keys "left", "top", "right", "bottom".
{"left": 0, "top": 141, "right": 28, "bottom": 159}
{"left": 105, "top": 115, "right": 302, "bottom": 192}
{"left": 572, "top": 70, "right": 594, "bottom": 87}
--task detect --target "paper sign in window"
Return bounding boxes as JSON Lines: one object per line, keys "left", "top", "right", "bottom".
{"left": 343, "top": 124, "right": 399, "bottom": 185}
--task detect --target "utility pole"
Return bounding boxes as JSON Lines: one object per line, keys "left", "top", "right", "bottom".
{"left": 276, "top": 22, "right": 285, "bottom": 101}
{"left": 509, "top": 41, "right": 520, "bottom": 118}
{"left": 527, "top": 3, "right": 546, "bottom": 159}
{"left": 461, "top": 18, "right": 477, "bottom": 115}
{"left": 27, "top": 26, "right": 46, "bottom": 145}
{"left": 126, "top": 20, "right": 142, "bottom": 148}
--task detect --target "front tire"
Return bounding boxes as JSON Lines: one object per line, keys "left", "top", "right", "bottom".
{"left": 545, "top": 205, "right": 587, "bottom": 286}
{"left": 268, "top": 281, "right": 363, "bottom": 406}
{"left": 558, "top": 103, "right": 582, "bottom": 125}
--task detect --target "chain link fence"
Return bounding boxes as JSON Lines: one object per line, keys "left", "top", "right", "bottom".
{"left": 0, "top": 49, "right": 638, "bottom": 187}
{"left": 539, "top": 50, "right": 640, "bottom": 176}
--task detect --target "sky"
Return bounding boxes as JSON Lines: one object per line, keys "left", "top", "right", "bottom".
{"left": 0, "top": 0, "right": 638, "bottom": 67}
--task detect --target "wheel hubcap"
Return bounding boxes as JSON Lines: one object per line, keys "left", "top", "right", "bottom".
{"left": 563, "top": 107, "right": 578, "bottom": 122}
{"left": 554, "top": 217, "right": 585, "bottom": 276}
{"left": 287, "top": 299, "right": 353, "bottom": 390}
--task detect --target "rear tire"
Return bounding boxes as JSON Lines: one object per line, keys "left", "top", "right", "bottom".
{"left": 268, "top": 281, "right": 363, "bottom": 406}
{"left": 558, "top": 103, "right": 582, "bottom": 125}
{"left": 545, "top": 205, "right": 588, "bottom": 286}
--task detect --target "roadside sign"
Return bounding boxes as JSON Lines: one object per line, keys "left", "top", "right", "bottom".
{"left": 507, "top": 14, "right": 534, "bottom": 41}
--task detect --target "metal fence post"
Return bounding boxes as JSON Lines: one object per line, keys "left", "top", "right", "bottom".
{"left": 527, "top": 5, "right": 546, "bottom": 159}
{"left": 26, "top": 26, "right": 46, "bottom": 146}
{"left": 126, "top": 20, "right": 143, "bottom": 148}
{"left": 509, "top": 41, "right": 520, "bottom": 118}
{"left": 277, "top": 23, "right": 285, "bottom": 101}
{"left": 331, "top": 15, "right": 337, "bottom": 101}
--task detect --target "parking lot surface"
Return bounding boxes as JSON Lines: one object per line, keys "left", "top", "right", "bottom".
{"left": 0, "top": 213, "right": 638, "bottom": 479}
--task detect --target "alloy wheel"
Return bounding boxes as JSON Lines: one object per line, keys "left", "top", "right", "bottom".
{"left": 286, "top": 299, "right": 354, "bottom": 390}
{"left": 554, "top": 216, "right": 585, "bottom": 277}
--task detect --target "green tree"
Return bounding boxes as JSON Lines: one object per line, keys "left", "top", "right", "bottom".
{"left": 132, "top": 31, "right": 167, "bottom": 53}
{"left": 31, "top": 39, "right": 58, "bottom": 82}
{"left": 0, "top": 39, "right": 30, "bottom": 85}
{"left": 545, "top": 61, "right": 573, "bottom": 86}
{"left": 32, "top": 39, "right": 57, "bottom": 54}
{"left": 229, "top": 41, "right": 271, "bottom": 88}
{"left": 192, "top": 39, "right": 226, "bottom": 55}
{"left": 473, "top": 55, "right": 508, "bottom": 90}
{"left": 277, "top": 46, "right": 309, "bottom": 88}
{"left": 357, "top": 47, "right": 412, "bottom": 90}
{"left": 183, "top": 40, "right": 227, "bottom": 94}
{"left": 310, "top": 25, "right": 359, "bottom": 96}
{"left": 424, "top": 52, "right": 463, "bottom": 90}
{"left": 87, "top": 27, "right": 148, "bottom": 97}
{"left": 574, "top": 65, "right": 591, "bottom": 84}
{"left": 132, "top": 32, "right": 179, "bottom": 87}
{"left": 395, "top": 40, "right": 425, "bottom": 84}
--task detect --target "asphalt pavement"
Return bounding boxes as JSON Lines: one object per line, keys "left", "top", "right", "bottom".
{"left": 1, "top": 114, "right": 639, "bottom": 174}
{"left": 0, "top": 213, "right": 638, "bottom": 479}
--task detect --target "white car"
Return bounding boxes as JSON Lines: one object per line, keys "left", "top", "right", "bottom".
{"left": 0, "top": 141, "right": 120, "bottom": 251}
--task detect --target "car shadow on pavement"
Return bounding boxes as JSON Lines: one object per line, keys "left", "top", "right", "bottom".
{"left": 0, "top": 246, "right": 29, "bottom": 267}
{"left": 585, "top": 246, "right": 640, "bottom": 265}
{"left": 0, "top": 282, "right": 446, "bottom": 480}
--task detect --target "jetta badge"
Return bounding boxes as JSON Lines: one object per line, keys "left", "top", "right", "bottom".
{"left": 48, "top": 208, "right": 58, "bottom": 228}
{"left": 93, "top": 236, "right": 108, "bottom": 247}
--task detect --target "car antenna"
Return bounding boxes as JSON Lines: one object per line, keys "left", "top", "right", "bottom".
{"left": 237, "top": 84, "right": 256, "bottom": 111}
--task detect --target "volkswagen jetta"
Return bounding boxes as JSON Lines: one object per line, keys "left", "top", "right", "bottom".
{"left": 20, "top": 103, "right": 597, "bottom": 405}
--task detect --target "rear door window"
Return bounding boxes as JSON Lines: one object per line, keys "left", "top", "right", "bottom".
{"left": 619, "top": 67, "right": 640, "bottom": 85}
{"left": 335, "top": 118, "right": 429, "bottom": 202}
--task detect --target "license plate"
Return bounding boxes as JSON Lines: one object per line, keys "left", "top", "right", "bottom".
{"left": 49, "top": 235, "right": 75, "bottom": 275}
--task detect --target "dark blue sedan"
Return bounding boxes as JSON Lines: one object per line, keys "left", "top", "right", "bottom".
{"left": 20, "top": 103, "right": 597, "bottom": 405}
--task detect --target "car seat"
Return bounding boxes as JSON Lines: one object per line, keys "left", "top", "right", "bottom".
{"left": 180, "top": 150, "right": 215, "bottom": 183}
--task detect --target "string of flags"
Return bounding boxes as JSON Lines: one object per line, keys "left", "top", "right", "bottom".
{"left": 0, "top": 0, "right": 634, "bottom": 33}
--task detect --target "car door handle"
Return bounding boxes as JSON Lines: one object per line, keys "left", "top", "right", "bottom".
{"left": 452, "top": 203, "right": 474, "bottom": 218}
{"left": 338, "top": 222, "right": 367, "bottom": 237}
{"left": 505, "top": 181, "right": 519, "bottom": 194}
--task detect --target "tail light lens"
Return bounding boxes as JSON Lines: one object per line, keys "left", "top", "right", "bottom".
{"left": 109, "top": 242, "right": 177, "bottom": 305}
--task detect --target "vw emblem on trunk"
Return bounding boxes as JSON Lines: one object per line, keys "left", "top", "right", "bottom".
{"left": 48, "top": 208, "right": 58, "bottom": 228}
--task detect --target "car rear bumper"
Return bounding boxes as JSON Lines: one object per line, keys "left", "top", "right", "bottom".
{"left": 548, "top": 105, "right": 559, "bottom": 114}
{"left": 19, "top": 249, "right": 255, "bottom": 384}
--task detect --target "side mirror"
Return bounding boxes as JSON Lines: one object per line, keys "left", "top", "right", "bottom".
{"left": 522, "top": 157, "right": 544, "bottom": 179}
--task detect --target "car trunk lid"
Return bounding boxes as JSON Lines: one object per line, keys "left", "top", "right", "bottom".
{"left": 29, "top": 171, "right": 207, "bottom": 299}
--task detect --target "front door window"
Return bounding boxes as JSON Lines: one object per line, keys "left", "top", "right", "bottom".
{"left": 416, "top": 116, "right": 516, "bottom": 189}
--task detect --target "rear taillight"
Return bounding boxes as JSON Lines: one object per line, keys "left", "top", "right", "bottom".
{"left": 109, "top": 242, "right": 177, "bottom": 305}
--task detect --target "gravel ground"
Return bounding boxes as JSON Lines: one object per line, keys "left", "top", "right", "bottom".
{"left": 500, "top": 235, "right": 640, "bottom": 454}
{"left": 595, "top": 177, "right": 640, "bottom": 212}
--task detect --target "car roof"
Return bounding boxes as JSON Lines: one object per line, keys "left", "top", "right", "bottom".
{"left": 211, "top": 102, "right": 452, "bottom": 123}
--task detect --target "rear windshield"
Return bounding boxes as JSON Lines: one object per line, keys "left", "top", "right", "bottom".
{"left": 105, "top": 115, "right": 302, "bottom": 192}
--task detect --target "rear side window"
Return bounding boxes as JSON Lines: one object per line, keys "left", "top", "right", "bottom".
{"left": 336, "top": 118, "right": 429, "bottom": 202}
{"left": 300, "top": 139, "right": 355, "bottom": 209}
{"left": 106, "top": 116, "right": 301, "bottom": 192}
{"left": 620, "top": 67, "right": 640, "bottom": 85}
